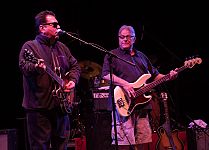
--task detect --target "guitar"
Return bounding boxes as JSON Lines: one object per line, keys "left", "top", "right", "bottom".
{"left": 24, "top": 49, "right": 74, "bottom": 114}
{"left": 156, "top": 92, "right": 184, "bottom": 150}
{"left": 114, "top": 57, "right": 202, "bottom": 116}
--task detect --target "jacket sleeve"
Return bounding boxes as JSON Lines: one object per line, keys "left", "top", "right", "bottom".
{"left": 59, "top": 42, "right": 81, "bottom": 84}
{"left": 19, "top": 41, "right": 44, "bottom": 77}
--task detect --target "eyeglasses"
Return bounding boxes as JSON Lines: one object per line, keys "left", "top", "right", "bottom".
{"left": 118, "top": 35, "right": 135, "bottom": 39}
{"left": 43, "top": 22, "right": 59, "bottom": 28}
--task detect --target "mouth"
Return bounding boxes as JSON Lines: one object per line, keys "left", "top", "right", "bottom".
{"left": 122, "top": 43, "right": 130, "bottom": 46}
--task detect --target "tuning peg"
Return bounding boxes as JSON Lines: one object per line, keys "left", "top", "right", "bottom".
{"left": 195, "top": 57, "right": 202, "bottom": 64}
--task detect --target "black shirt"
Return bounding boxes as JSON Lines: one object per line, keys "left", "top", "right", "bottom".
{"left": 101, "top": 47, "right": 159, "bottom": 111}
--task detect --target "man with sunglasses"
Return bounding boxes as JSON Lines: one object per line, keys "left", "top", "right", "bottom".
{"left": 19, "top": 10, "right": 81, "bottom": 150}
{"left": 101, "top": 25, "right": 177, "bottom": 150}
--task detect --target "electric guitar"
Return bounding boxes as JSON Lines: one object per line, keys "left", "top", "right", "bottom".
{"left": 156, "top": 92, "right": 184, "bottom": 150}
{"left": 114, "top": 57, "right": 202, "bottom": 116}
{"left": 24, "top": 49, "right": 74, "bottom": 114}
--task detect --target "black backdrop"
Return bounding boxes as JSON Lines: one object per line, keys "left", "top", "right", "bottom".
{"left": 0, "top": 0, "right": 208, "bottom": 135}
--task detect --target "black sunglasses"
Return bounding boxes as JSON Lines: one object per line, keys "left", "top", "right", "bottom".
{"left": 43, "top": 22, "right": 59, "bottom": 28}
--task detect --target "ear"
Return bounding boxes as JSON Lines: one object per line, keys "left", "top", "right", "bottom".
{"left": 133, "top": 36, "right": 136, "bottom": 43}
{"left": 39, "top": 25, "right": 45, "bottom": 33}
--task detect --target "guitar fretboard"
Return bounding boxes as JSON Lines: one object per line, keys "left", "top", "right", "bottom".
{"left": 45, "top": 67, "right": 64, "bottom": 87}
{"left": 135, "top": 65, "right": 189, "bottom": 97}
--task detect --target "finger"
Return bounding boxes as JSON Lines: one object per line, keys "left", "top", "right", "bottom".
{"left": 128, "top": 92, "right": 131, "bottom": 97}
{"left": 126, "top": 91, "right": 131, "bottom": 97}
{"left": 64, "top": 89, "right": 72, "bottom": 92}
{"left": 131, "top": 91, "right": 136, "bottom": 97}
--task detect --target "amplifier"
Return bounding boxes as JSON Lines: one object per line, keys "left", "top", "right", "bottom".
{"left": 92, "top": 87, "right": 109, "bottom": 111}
{"left": 187, "top": 128, "right": 209, "bottom": 150}
{"left": 92, "top": 86, "right": 109, "bottom": 99}
{"left": 93, "top": 92, "right": 109, "bottom": 99}
{"left": 196, "top": 128, "right": 209, "bottom": 150}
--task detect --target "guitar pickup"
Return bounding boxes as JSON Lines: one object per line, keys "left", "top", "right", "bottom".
{"left": 116, "top": 98, "right": 125, "bottom": 108}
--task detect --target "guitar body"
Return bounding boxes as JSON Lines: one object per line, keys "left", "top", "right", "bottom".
{"left": 54, "top": 85, "right": 75, "bottom": 114}
{"left": 52, "top": 73, "right": 75, "bottom": 115}
{"left": 156, "top": 92, "right": 184, "bottom": 150}
{"left": 114, "top": 74, "right": 152, "bottom": 116}
{"left": 156, "top": 127, "right": 184, "bottom": 150}
{"left": 114, "top": 57, "right": 202, "bottom": 117}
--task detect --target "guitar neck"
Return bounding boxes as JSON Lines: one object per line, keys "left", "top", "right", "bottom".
{"left": 161, "top": 92, "right": 177, "bottom": 150}
{"left": 45, "top": 66, "right": 64, "bottom": 87}
{"left": 137, "top": 65, "right": 187, "bottom": 95}
{"left": 163, "top": 99, "right": 170, "bottom": 126}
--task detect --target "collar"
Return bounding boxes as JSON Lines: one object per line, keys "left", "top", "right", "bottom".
{"left": 119, "top": 47, "right": 139, "bottom": 56}
{"left": 35, "top": 34, "right": 57, "bottom": 47}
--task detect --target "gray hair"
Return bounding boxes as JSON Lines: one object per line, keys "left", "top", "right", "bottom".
{"left": 118, "top": 25, "right": 136, "bottom": 36}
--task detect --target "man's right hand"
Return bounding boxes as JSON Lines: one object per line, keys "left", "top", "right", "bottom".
{"left": 123, "top": 83, "right": 136, "bottom": 98}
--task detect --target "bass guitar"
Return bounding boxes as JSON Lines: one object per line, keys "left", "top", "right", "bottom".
{"left": 156, "top": 92, "right": 184, "bottom": 150}
{"left": 24, "top": 49, "right": 74, "bottom": 114}
{"left": 114, "top": 57, "right": 202, "bottom": 116}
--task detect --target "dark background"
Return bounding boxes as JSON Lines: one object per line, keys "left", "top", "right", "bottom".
{"left": 1, "top": 0, "right": 208, "bottom": 133}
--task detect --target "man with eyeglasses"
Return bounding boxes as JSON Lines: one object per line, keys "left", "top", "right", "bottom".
{"left": 101, "top": 25, "right": 177, "bottom": 150}
{"left": 19, "top": 10, "right": 81, "bottom": 150}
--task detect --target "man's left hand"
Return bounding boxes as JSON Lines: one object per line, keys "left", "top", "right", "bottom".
{"left": 169, "top": 69, "right": 178, "bottom": 80}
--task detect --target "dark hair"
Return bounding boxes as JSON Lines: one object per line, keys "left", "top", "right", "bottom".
{"left": 35, "top": 10, "right": 56, "bottom": 33}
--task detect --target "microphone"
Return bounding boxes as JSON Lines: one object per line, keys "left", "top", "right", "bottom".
{"left": 57, "top": 29, "right": 82, "bottom": 45}
{"left": 57, "top": 29, "right": 80, "bottom": 36}
{"left": 57, "top": 29, "right": 66, "bottom": 35}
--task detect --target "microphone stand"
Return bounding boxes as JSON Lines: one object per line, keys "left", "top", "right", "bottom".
{"left": 62, "top": 30, "right": 135, "bottom": 150}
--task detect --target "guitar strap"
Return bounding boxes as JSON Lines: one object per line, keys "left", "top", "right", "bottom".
{"left": 32, "top": 40, "right": 61, "bottom": 72}
{"left": 51, "top": 51, "right": 61, "bottom": 75}
{"left": 31, "top": 40, "right": 52, "bottom": 67}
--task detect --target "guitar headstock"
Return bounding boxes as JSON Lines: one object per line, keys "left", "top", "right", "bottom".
{"left": 184, "top": 56, "right": 202, "bottom": 68}
{"left": 24, "top": 49, "right": 38, "bottom": 64}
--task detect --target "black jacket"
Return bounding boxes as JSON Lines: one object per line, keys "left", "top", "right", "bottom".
{"left": 19, "top": 34, "right": 81, "bottom": 110}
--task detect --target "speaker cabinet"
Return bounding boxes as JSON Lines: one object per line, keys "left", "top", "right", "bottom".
{"left": 195, "top": 128, "right": 209, "bottom": 150}
{"left": 186, "top": 128, "right": 209, "bottom": 150}
{"left": 93, "top": 111, "right": 112, "bottom": 150}
{"left": 84, "top": 111, "right": 112, "bottom": 150}
{"left": 0, "top": 129, "right": 17, "bottom": 150}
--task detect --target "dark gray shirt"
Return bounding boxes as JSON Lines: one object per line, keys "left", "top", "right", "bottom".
{"left": 101, "top": 47, "right": 159, "bottom": 110}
